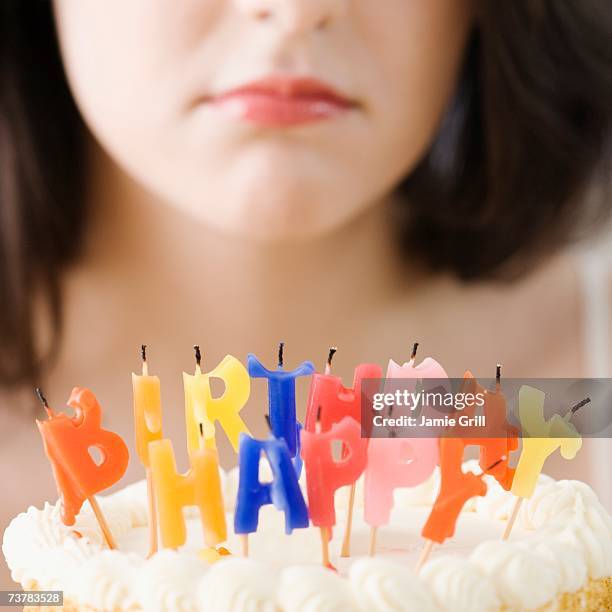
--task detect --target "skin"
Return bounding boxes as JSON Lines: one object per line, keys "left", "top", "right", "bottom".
{"left": 1, "top": 0, "right": 610, "bottom": 588}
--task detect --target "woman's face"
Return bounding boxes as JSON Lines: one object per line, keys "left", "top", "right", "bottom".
{"left": 54, "top": 0, "right": 473, "bottom": 241}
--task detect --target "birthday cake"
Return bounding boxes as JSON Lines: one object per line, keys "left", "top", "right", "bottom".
{"left": 3, "top": 462, "right": 612, "bottom": 611}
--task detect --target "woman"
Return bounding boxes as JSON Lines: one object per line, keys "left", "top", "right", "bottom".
{"left": 1, "top": 0, "right": 611, "bottom": 588}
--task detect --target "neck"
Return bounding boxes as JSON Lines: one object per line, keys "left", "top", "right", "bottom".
{"left": 77, "top": 140, "right": 419, "bottom": 363}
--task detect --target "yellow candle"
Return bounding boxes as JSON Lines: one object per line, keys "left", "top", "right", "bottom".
{"left": 511, "top": 385, "right": 582, "bottom": 499}
{"left": 184, "top": 352, "right": 250, "bottom": 454}
{"left": 132, "top": 349, "right": 163, "bottom": 467}
{"left": 149, "top": 438, "right": 227, "bottom": 549}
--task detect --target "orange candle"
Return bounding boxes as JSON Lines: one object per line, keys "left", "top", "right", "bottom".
{"left": 466, "top": 370, "right": 518, "bottom": 490}
{"left": 421, "top": 437, "right": 487, "bottom": 544}
{"left": 36, "top": 387, "right": 129, "bottom": 548}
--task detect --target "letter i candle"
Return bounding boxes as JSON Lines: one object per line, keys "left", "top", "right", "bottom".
{"left": 132, "top": 345, "right": 163, "bottom": 557}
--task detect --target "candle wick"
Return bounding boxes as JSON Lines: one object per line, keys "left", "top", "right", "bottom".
{"left": 278, "top": 341, "right": 285, "bottom": 368}
{"left": 325, "top": 346, "right": 337, "bottom": 375}
{"left": 569, "top": 396, "right": 591, "bottom": 418}
{"left": 480, "top": 456, "right": 506, "bottom": 477}
{"left": 495, "top": 363, "right": 502, "bottom": 388}
{"left": 141, "top": 344, "right": 147, "bottom": 363}
{"left": 410, "top": 342, "right": 419, "bottom": 363}
{"left": 35, "top": 387, "right": 54, "bottom": 418}
{"left": 193, "top": 344, "right": 202, "bottom": 368}
{"left": 199, "top": 422, "right": 204, "bottom": 438}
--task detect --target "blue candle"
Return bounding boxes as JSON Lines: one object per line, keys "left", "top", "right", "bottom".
{"left": 234, "top": 432, "right": 309, "bottom": 535}
{"left": 247, "top": 344, "right": 314, "bottom": 457}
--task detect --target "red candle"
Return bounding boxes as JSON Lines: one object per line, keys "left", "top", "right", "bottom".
{"left": 304, "top": 355, "right": 381, "bottom": 557}
{"left": 304, "top": 362, "right": 383, "bottom": 434}
{"left": 301, "top": 416, "right": 367, "bottom": 529}
{"left": 36, "top": 387, "right": 129, "bottom": 546}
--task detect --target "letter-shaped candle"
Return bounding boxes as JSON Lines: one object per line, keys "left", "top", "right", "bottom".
{"left": 365, "top": 437, "right": 438, "bottom": 528}
{"left": 367, "top": 352, "right": 447, "bottom": 522}
{"left": 234, "top": 433, "right": 309, "bottom": 535}
{"left": 149, "top": 438, "right": 226, "bottom": 549}
{"left": 421, "top": 437, "right": 487, "bottom": 544}
{"left": 468, "top": 372, "right": 518, "bottom": 490}
{"left": 301, "top": 416, "right": 368, "bottom": 528}
{"left": 184, "top": 353, "right": 250, "bottom": 454}
{"left": 132, "top": 345, "right": 163, "bottom": 556}
{"left": 304, "top": 363, "right": 383, "bottom": 433}
{"left": 248, "top": 349, "right": 314, "bottom": 457}
{"left": 132, "top": 356, "right": 163, "bottom": 467}
{"left": 37, "top": 387, "right": 129, "bottom": 527}
{"left": 511, "top": 385, "right": 582, "bottom": 499}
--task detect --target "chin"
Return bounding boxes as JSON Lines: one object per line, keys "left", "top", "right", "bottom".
{"left": 191, "top": 161, "right": 363, "bottom": 243}
{"left": 208, "top": 190, "right": 344, "bottom": 244}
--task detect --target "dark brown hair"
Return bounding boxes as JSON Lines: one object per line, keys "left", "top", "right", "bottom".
{"left": 0, "top": 2, "right": 611, "bottom": 387}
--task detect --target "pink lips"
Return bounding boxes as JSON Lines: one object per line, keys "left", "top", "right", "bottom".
{"left": 207, "top": 76, "right": 356, "bottom": 126}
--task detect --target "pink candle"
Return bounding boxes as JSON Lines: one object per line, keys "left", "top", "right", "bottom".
{"left": 364, "top": 353, "right": 443, "bottom": 530}
{"left": 365, "top": 437, "right": 438, "bottom": 527}
{"left": 301, "top": 416, "right": 368, "bottom": 529}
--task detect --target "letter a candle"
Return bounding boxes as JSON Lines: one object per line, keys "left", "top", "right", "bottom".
{"left": 304, "top": 348, "right": 382, "bottom": 557}
{"left": 234, "top": 419, "right": 309, "bottom": 557}
{"left": 36, "top": 387, "right": 129, "bottom": 549}
{"left": 502, "top": 385, "right": 584, "bottom": 540}
{"left": 132, "top": 345, "right": 163, "bottom": 557}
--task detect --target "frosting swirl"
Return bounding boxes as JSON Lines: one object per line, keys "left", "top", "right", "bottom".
{"left": 278, "top": 566, "right": 357, "bottom": 612}
{"left": 420, "top": 555, "right": 500, "bottom": 612}
{"left": 470, "top": 540, "right": 558, "bottom": 609}
{"left": 349, "top": 558, "right": 437, "bottom": 611}
{"left": 197, "top": 559, "right": 277, "bottom": 612}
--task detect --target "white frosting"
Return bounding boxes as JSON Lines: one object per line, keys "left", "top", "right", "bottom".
{"left": 278, "top": 566, "right": 358, "bottom": 612}
{"left": 420, "top": 555, "right": 500, "bottom": 612}
{"left": 136, "top": 550, "right": 206, "bottom": 612}
{"left": 521, "top": 480, "right": 612, "bottom": 579}
{"left": 349, "top": 558, "right": 437, "bottom": 612}
{"left": 3, "top": 468, "right": 611, "bottom": 611}
{"left": 520, "top": 538, "right": 587, "bottom": 595}
{"left": 197, "top": 559, "right": 277, "bottom": 612}
{"left": 67, "top": 550, "right": 142, "bottom": 610}
{"left": 470, "top": 541, "right": 558, "bottom": 609}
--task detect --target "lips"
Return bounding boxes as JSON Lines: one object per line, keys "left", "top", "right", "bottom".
{"left": 206, "top": 76, "right": 357, "bottom": 126}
